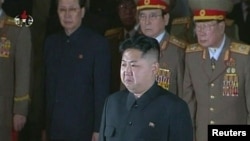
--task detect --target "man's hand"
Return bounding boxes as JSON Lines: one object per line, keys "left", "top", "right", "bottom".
{"left": 92, "top": 132, "right": 99, "bottom": 141}
{"left": 13, "top": 114, "right": 26, "bottom": 131}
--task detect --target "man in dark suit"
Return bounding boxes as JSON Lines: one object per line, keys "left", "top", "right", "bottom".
{"left": 227, "top": 0, "right": 250, "bottom": 44}
{"left": 44, "top": 0, "right": 111, "bottom": 141}
{"left": 98, "top": 34, "right": 193, "bottom": 141}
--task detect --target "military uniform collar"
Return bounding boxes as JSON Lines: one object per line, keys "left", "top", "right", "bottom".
{"left": 208, "top": 34, "right": 226, "bottom": 60}
{"left": 155, "top": 31, "right": 166, "bottom": 43}
{"left": 62, "top": 25, "right": 83, "bottom": 42}
{"left": 124, "top": 28, "right": 136, "bottom": 38}
{"left": 126, "top": 82, "right": 161, "bottom": 110}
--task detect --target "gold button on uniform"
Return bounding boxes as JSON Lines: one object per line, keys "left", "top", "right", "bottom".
{"left": 210, "top": 107, "right": 214, "bottom": 111}
{"left": 210, "top": 95, "right": 215, "bottom": 99}
{"left": 210, "top": 120, "right": 215, "bottom": 124}
{"left": 210, "top": 83, "right": 214, "bottom": 87}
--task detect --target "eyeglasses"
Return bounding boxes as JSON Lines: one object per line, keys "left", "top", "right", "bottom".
{"left": 138, "top": 13, "right": 162, "bottom": 21}
{"left": 58, "top": 7, "right": 81, "bottom": 15}
{"left": 195, "top": 22, "right": 218, "bottom": 32}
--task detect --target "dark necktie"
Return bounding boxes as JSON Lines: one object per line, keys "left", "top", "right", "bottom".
{"left": 211, "top": 57, "right": 216, "bottom": 71}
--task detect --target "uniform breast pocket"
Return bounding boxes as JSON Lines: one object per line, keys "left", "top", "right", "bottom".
{"left": 139, "top": 126, "right": 161, "bottom": 141}
{"left": 104, "top": 126, "right": 116, "bottom": 138}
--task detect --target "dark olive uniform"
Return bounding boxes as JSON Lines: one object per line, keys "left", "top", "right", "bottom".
{"left": 0, "top": 12, "right": 31, "bottom": 141}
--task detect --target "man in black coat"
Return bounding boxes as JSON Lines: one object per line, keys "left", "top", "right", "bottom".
{"left": 98, "top": 34, "right": 193, "bottom": 141}
{"left": 227, "top": 0, "right": 250, "bottom": 44}
{"left": 44, "top": 0, "right": 111, "bottom": 140}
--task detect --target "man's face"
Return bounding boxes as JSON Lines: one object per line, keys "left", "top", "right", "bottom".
{"left": 118, "top": 0, "right": 137, "bottom": 30}
{"left": 120, "top": 49, "right": 157, "bottom": 93}
{"left": 138, "top": 9, "right": 169, "bottom": 38}
{"left": 57, "top": 0, "right": 84, "bottom": 35}
{"left": 195, "top": 20, "right": 225, "bottom": 47}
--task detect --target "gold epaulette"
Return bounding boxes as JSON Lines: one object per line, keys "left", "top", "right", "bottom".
{"left": 186, "top": 43, "right": 203, "bottom": 53}
{"left": 14, "top": 94, "right": 30, "bottom": 102}
{"left": 104, "top": 27, "right": 123, "bottom": 37}
{"left": 230, "top": 42, "right": 250, "bottom": 55}
{"left": 169, "top": 35, "right": 187, "bottom": 49}
{"left": 172, "top": 16, "right": 191, "bottom": 25}
{"left": 225, "top": 18, "right": 234, "bottom": 26}
{"left": 4, "top": 16, "right": 17, "bottom": 26}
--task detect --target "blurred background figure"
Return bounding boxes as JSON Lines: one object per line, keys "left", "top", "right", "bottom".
{"left": 105, "top": 0, "right": 138, "bottom": 93}
{"left": 227, "top": 0, "right": 250, "bottom": 44}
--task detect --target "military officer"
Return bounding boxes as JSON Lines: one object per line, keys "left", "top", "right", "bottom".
{"left": 183, "top": 0, "right": 250, "bottom": 141}
{"left": 0, "top": 0, "right": 32, "bottom": 140}
{"left": 105, "top": 0, "right": 138, "bottom": 93}
{"left": 136, "top": 0, "right": 187, "bottom": 96}
{"left": 170, "top": 16, "right": 239, "bottom": 44}
{"left": 170, "top": 16, "right": 197, "bottom": 44}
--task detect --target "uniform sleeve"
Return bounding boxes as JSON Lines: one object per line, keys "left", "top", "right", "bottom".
{"left": 94, "top": 37, "right": 112, "bottom": 132}
{"left": 176, "top": 48, "right": 185, "bottom": 97}
{"left": 182, "top": 54, "right": 197, "bottom": 131}
{"left": 13, "top": 27, "right": 32, "bottom": 116}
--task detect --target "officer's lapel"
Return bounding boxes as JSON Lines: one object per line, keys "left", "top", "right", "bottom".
{"left": 201, "top": 49, "right": 213, "bottom": 79}
{"left": 209, "top": 38, "right": 231, "bottom": 82}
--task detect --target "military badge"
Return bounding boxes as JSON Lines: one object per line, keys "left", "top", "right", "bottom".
{"left": 156, "top": 68, "right": 171, "bottom": 90}
{"left": 223, "top": 58, "right": 238, "bottom": 96}
{"left": 0, "top": 36, "right": 11, "bottom": 58}
{"left": 14, "top": 10, "right": 33, "bottom": 27}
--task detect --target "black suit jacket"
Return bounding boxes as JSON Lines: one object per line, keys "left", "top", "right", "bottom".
{"left": 44, "top": 26, "right": 111, "bottom": 140}
{"left": 99, "top": 82, "right": 193, "bottom": 141}
{"left": 228, "top": 2, "right": 250, "bottom": 44}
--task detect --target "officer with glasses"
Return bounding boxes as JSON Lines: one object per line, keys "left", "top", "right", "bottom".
{"left": 183, "top": 0, "right": 250, "bottom": 141}
{"left": 136, "top": 0, "right": 187, "bottom": 97}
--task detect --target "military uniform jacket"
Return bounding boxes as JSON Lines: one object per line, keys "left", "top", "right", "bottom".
{"left": 44, "top": 26, "right": 111, "bottom": 140}
{"left": 0, "top": 13, "right": 31, "bottom": 140}
{"left": 99, "top": 82, "right": 193, "bottom": 141}
{"left": 183, "top": 36, "right": 250, "bottom": 141}
{"left": 156, "top": 33, "right": 186, "bottom": 96}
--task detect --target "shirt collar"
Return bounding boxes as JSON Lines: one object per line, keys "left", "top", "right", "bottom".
{"left": 155, "top": 31, "right": 166, "bottom": 43}
{"left": 208, "top": 34, "right": 226, "bottom": 60}
{"left": 126, "top": 82, "right": 161, "bottom": 110}
{"left": 62, "top": 25, "right": 83, "bottom": 42}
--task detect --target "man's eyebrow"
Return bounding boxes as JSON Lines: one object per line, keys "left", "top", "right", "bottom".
{"left": 121, "top": 60, "right": 138, "bottom": 63}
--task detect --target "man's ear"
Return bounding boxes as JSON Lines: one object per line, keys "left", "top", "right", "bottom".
{"left": 164, "top": 13, "right": 170, "bottom": 26}
{"left": 81, "top": 7, "right": 85, "bottom": 18}
{"left": 218, "top": 21, "right": 225, "bottom": 35}
{"left": 152, "top": 62, "right": 159, "bottom": 75}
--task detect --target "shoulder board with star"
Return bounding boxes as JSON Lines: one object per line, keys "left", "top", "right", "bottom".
{"left": 225, "top": 18, "right": 234, "bottom": 26}
{"left": 186, "top": 43, "right": 203, "bottom": 53}
{"left": 4, "top": 16, "right": 18, "bottom": 27}
{"left": 104, "top": 27, "right": 123, "bottom": 37}
{"left": 230, "top": 42, "right": 250, "bottom": 55}
{"left": 172, "top": 16, "right": 191, "bottom": 25}
{"left": 168, "top": 35, "right": 187, "bottom": 49}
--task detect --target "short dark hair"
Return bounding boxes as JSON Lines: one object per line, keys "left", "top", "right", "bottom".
{"left": 56, "top": 0, "right": 86, "bottom": 8}
{"left": 119, "top": 34, "right": 160, "bottom": 62}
